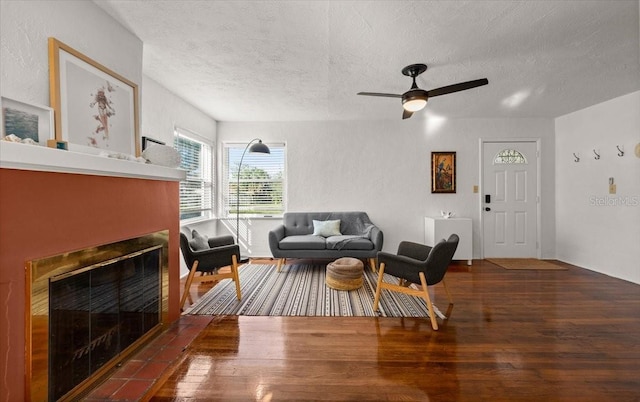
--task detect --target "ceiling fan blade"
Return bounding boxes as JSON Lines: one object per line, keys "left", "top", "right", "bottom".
{"left": 426, "top": 78, "right": 489, "bottom": 98}
{"left": 402, "top": 109, "right": 413, "bottom": 119}
{"left": 357, "top": 92, "right": 403, "bottom": 98}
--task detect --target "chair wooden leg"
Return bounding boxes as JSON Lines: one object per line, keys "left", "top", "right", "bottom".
{"left": 442, "top": 278, "right": 453, "bottom": 305}
{"left": 276, "top": 258, "right": 285, "bottom": 272}
{"left": 180, "top": 261, "right": 199, "bottom": 311}
{"left": 419, "top": 272, "right": 439, "bottom": 331}
{"left": 368, "top": 258, "right": 377, "bottom": 272}
{"left": 231, "top": 254, "right": 242, "bottom": 300}
{"left": 373, "top": 263, "right": 386, "bottom": 311}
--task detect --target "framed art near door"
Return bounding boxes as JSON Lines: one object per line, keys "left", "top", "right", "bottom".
{"left": 431, "top": 151, "right": 456, "bottom": 193}
{"left": 48, "top": 37, "right": 140, "bottom": 156}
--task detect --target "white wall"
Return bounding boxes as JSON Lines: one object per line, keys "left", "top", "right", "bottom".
{"left": 141, "top": 75, "right": 216, "bottom": 146}
{"left": 142, "top": 76, "right": 218, "bottom": 277}
{"left": 217, "top": 117, "right": 556, "bottom": 259}
{"left": 555, "top": 91, "right": 640, "bottom": 284}
{"left": 0, "top": 0, "right": 142, "bottom": 109}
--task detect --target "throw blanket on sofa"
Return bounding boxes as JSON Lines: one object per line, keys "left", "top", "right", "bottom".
{"left": 328, "top": 214, "right": 376, "bottom": 250}
{"left": 327, "top": 235, "right": 363, "bottom": 250}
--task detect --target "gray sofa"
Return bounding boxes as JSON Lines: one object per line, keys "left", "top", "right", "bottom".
{"left": 268, "top": 211, "right": 383, "bottom": 272}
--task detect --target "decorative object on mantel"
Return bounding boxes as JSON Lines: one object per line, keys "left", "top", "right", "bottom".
{"left": 593, "top": 149, "right": 600, "bottom": 160}
{"left": 440, "top": 211, "right": 455, "bottom": 219}
{"left": 99, "top": 150, "right": 146, "bottom": 163}
{"left": 573, "top": 152, "right": 580, "bottom": 162}
{"left": 635, "top": 143, "right": 640, "bottom": 158}
{"left": 48, "top": 37, "right": 140, "bottom": 157}
{"left": 2, "top": 134, "right": 38, "bottom": 145}
{"left": 1, "top": 96, "right": 54, "bottom": 145}
{"left": 47, "top": 139, "right": 69, "bottom": 150}
{"left": 141, "top": 136, "right": 165, "bottom": 151}
{"left": 616, "top": 145, "right": 624, "bottom": 157}
{"left": 141, "top": 144, "right": 181, "bottom": 167}
{"left": 431, "top": 151, "right": 456, "bottom": 193}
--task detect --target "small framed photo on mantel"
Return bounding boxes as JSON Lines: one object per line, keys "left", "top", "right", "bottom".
{"left": 1, "top": 96, "right": 54, "bottom": 145}
{"left": 431, "top": 151, "right": 456, "bottom": 193}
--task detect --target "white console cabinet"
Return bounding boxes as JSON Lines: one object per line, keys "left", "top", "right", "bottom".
{"left": 424, "top": 217, "right": 473, "bottom": 265}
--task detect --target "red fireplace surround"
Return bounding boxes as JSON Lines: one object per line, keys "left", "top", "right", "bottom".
{"left": 0, "top": 150, "right": 183, "bottom": 401}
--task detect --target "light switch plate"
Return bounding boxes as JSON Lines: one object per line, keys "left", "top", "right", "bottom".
{"left": 473, "top": 185, "right": 478, "bottom": 193}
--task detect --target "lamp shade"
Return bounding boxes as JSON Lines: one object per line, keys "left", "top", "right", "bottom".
{"left": 249, "top": 140, "right": 270, "bottom": 154}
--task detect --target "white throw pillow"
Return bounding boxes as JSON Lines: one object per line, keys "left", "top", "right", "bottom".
{"left": 312, "top": 220, "right": 341, "bottom": 237}
{"left": 190, "top": 230, "right": 210, "bottom": 251}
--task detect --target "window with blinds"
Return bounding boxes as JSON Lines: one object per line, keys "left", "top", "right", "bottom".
{"left": 222, "top": 142, "right": 285, "bottom": 218}
{"left": 173, "top": 128, "right": 213, "bottom": 221}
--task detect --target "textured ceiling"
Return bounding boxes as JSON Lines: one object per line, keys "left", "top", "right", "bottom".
{"left": 95, "top": 0, "right": 640, "bottom": 122}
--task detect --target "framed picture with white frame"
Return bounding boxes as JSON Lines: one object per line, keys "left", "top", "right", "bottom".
{"left": 0, "top": 96, "right": 54, "bottom": 145}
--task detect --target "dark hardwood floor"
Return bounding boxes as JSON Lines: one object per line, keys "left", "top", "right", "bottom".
{"left": 152, "top": 260, "right": 640, "bottom": 401}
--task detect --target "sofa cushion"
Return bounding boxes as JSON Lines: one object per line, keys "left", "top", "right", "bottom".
{"left": 283, "top": 212, "right": 375, "bottom": 236}
{"left": 312, "top": 220, "right": 341, "bottom": 237}
{"left": 280, "top": 235, "right": 326, "bottom": 250}
{"left": 326, "top": 235, "right": 374, "bottom": 251}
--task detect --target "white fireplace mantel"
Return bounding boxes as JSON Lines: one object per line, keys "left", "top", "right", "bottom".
{"left": 0, "top": 142, "right": 186, "bottom": 181}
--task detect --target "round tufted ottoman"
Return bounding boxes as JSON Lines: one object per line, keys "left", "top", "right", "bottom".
{"left": 326, "top": 257, "right": 364, "bottom": 290}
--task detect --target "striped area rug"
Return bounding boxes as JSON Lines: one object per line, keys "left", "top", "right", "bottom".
{"left": 183, "top": 263, "right": 432, "bottom": 317}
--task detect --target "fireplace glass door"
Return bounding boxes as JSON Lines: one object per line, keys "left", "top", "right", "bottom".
{"left": 48, "top": 246, "right": 161, "bottom": 401}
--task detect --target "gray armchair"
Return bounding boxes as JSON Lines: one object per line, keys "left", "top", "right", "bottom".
{"left": 179, "top": 230, "right": 242, "bottom": 310}
{"left": 373, "top": 234, "right": 459, "bottom": 330}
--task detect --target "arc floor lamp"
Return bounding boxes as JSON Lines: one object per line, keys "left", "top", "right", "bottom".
{"left": 236, "top": 138, "right": 270, "bottom": 250}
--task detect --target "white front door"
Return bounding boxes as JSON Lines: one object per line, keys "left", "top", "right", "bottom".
{"left": 482, "top": 141, "right": 538, "bottom": 258}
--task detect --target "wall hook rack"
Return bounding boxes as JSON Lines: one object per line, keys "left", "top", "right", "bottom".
{"left": 616, "top": 145, "right": 624, "bottom": 157}
{"left": 593, "top": 149, "right": 600, "bottom": 160}
{"left": 573, "top": 153, "right": 580, "bottom": 162}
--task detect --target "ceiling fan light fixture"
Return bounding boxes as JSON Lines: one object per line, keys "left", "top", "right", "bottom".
{"left": 403, "top": 98, "right": 427, "bottom": 112}
{"left": 358, "top": 63, "right": 488, "bottom": 120}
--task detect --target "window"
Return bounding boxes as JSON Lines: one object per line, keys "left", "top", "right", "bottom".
{"left": 222, "top": 142, "right": 285, "bottom": 218}
{"left": 494, "top": 149, "right": 527, "bottom": 164}
{"left": 174, "top": 128, "right": 213, "bottom": 221}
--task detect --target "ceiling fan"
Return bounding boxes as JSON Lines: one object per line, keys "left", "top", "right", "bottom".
{"left": 357, "top": 63, "right": 489, "bottom": 119}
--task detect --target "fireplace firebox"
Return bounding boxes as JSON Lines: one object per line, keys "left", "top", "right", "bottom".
{"left": 27, "top": 231, "right": 169, "bottom": 401}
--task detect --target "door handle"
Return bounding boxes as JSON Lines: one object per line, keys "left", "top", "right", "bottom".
{"left": 485, "top": 207, "right": 491, "bottom": 211}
